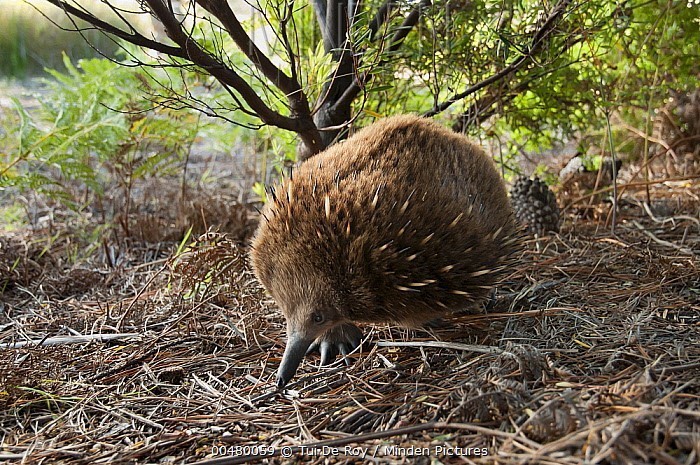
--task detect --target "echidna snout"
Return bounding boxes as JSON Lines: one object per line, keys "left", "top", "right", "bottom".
{"left": 251, "top": 115, "right": 520, "bottom": 388}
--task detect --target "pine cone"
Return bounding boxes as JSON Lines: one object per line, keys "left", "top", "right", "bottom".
{"left": 510, "top": 176, "right": 560, "bottom": 235}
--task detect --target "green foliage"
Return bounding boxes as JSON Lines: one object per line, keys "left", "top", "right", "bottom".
{"left": 224, "top": 0, "right": 697, "bottom": 179}
{"left": 531, "top": 165, "right": 559, "bottom": 187}
{"left": 0, "top": 202, "right": 25, "bottom": 231}
{"left": 0, "top": 53, "right": 202, "bottom": 216}
{"left": 4, "top": 0, "right": 698, "bottom": 204}
{"left": 342, "top": 1, "right": 697, "bottom": 159}
{"left": 580, "top": 154, "right": 606, "bottom": 172}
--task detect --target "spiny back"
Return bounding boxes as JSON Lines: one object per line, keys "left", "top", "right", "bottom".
{"left": 251, "top": 115, "right": 518, "bottom": 326}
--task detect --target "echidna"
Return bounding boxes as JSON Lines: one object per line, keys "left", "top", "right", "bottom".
{"left": 251, "top": 115, "right": 520, "bottom": 388}
{"left": 510, "top": 176, "right": 560, "bottom": 235}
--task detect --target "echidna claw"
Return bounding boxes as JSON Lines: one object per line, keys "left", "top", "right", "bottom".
{"left": 308, "top": 323, "right": 363, "bottom": 366}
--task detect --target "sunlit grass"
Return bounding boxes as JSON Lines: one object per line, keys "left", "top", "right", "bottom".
{"left": 0, "top": 0, "right": 154, "bottom": 78}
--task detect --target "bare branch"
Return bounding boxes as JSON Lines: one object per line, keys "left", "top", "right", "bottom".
{"left": 143, "top": 1, "right": 279, "bottom": 120}
{"left": 42, "top": 0, "right": 184, "bottom": 57}
{"left": 193, "top": 1, "right": 321, "bottom": 151}
{"left": 335, "top": 0, "right": 430, "bottom": 112}
{"left": 325, "top": 1, "right": 342, "bottom": 52}
{"left": 311, "top": 0, "right": 331, "bottom": 50}
{"left": 452, "top": 43, "right": 587, "bottom": 132}
{"left": 194, "top": 1, "right": 298, "bottom": 97}
{"left": 0, "top": 333, "right": 139, "bottom": 349}
{"left": 387, "top": 0, "right": 426, "bottom": 54}
{"left": 279, "top": 2, "right": 299, "bottom": 83}
{"left": 423, "top": 0, "right": 574, "bottom": 118}
{"left": 42, "top": 0, "right": 324, "bottom": 153}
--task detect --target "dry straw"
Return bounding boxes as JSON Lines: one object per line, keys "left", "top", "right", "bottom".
{"left": 1, "top": 180, "right": 698, "bottom": 464}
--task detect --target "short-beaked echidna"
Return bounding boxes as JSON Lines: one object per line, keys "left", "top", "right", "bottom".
{"left": 251, "top": 115, "right": 519, "bottom": 388}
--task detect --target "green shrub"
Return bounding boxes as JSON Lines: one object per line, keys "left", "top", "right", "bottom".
{"left": 0, "top": 53, "right": 202, "bottom": 221}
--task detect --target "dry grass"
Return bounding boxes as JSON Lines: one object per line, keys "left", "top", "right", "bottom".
{"left": 1, "top": 178, "right": 699, "bottom": 464}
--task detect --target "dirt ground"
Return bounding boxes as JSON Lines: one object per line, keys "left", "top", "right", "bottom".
{"left": 1, "top": 148, "right": 699, "bottom": 464}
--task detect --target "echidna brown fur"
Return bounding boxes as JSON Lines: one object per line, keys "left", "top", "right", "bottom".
{"left": 251, "top": 115, "right": 520, "bottom": 388}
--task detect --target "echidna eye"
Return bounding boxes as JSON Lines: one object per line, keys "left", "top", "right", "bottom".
{"left": 312, "top": 313, "right": 324, "bottom": 324}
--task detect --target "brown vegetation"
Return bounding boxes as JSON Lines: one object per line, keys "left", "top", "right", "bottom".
{"left": 1, "top": 166, "right": 698, "bottom": 464}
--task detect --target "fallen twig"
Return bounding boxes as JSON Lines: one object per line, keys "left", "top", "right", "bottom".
{"left": 0, "top": 333, "right": 139, "bottom": 349}
{"left": 631, "top": 220, "right": 696, "bottom": 256}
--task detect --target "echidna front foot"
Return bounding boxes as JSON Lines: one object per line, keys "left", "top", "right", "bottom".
{"left": 307, "top": 323, "right": 363, "bottom": 366}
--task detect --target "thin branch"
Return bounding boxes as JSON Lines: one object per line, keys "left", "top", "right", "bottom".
{"left": 41, "top": 0, "right": 184, "bottom": 57}
{"left": 325, "top": 0, "right": 343, "bottom": 53}
{"left": 279, "top": 2, "right": 299, "bottom": 83}
{"left": 386, "top": 0, "right": 426, "bottom": 54}
{"left": 376, "top": 340, "right": 506, "bottom": 356}
{"left": 631, "top": 220, "right": 697, "bottom": 256}
{"left": 41, "top": 0, "right": 323, "bottom": 152}
{"left": 195, "top": 1, "right": 300, "bottom": 97}
{"left": 424, "top": 0, "right": 573, "bottom": 117}
{"left": 1, "top": 333, "right": 139, "bottom": 349}
{"left": 452, "top": 50, "right": 586, "bottom": 132}
{"left": 335, "top": 0, "right": 430, "bottom": 112}
{"left": 368, "top": 0, "right": 396, "bottom": 40}
{"left": 311, "top": 0, "right": 331, "bottom": 51}
{"left": 143, "top": 1, "right": 293, "bottom": 126}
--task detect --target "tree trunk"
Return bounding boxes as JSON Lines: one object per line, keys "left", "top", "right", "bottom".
{"left": 298, "top": 0, "right": 357, "bottom": 161}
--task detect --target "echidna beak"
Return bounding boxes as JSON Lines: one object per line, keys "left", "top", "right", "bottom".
{"left": 276, "top": 332, "right": 313, "bottom": 389}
